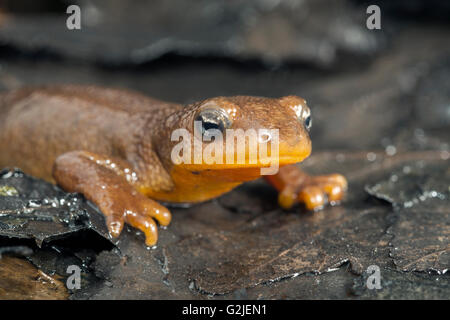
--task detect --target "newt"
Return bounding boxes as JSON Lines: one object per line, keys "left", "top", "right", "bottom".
{"left": 0, "top": 85, "right": 347, "bottom": 246}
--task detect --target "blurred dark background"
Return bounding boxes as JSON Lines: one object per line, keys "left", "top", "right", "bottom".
{"left": 0, "top": 0, "right": 449, "bottom": 154}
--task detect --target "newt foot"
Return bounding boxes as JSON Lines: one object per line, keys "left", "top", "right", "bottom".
{"left": 53, "top": 150, "right": 171, "bottom": 247}
{"left": 265, "top": 165, "right": 347, "bottom": 210}
{"left": 279, "top": 173, "right": 347, "bottom": 210}
{"left": 106, "top": 191, "right": 172, "bottom": 247}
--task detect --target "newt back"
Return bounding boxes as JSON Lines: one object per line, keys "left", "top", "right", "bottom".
{"left": 0, "top": 85, "right": 180, "bottom": 181}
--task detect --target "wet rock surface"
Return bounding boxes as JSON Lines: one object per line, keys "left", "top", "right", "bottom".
{"left": 0, "top": 0, "right": 449, "bottom": 299}
{"left": 365, "top": 159, "right": 449, "bottom": 274}
{"left": 0, "top": 168, "right": 112, "bottom": 247}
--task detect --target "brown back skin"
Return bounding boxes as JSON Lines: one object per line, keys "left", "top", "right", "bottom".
{"left": 0, "top": 85, "right": 178, "bottom": 186}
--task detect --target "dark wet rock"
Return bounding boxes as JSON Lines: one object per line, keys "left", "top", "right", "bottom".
{"left": 225, "top": 264, "right": 356, "bottom": 300}
{"left": 217, "top": 180, "right": 278, "bottom": 215}
{"left": 74, "top": 230, "right": 195, "bottom": 300}
{"left": 163, "top": 205, "right": 389, "bottom": 295}
{"left": 0, "top": 168, "right": 118, "bottom": 296}
{"left": 0, "top": 168, "right": 112, "bottom": 247}
{"left": 351, "top": 268, "right": 450, "bottom": 299}
{"left": 365, "top": 157, "right": 449, "bottom": 274}
{"left": 91, "top": 250, "right": 122, "bottom": 280}
{"left": 231, "top": 262, "right": 448, "bottom": 300}
{"left": 390, "top": 205, "right": 449, "bottom": 274}
{"left": 365, "top": 161, "right": 449, "bottom": 209}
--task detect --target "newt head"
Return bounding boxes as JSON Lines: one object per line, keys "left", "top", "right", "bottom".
{"left": 156, "top": 95, "right": 312, "bottom": 183}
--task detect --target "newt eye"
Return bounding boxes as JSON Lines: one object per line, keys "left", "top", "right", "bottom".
{"left": 293, "top": 102, "right": 312, "bottom": 132}
{"left": 304, "top": 114, "right": 312, "bottom": 131}
{"left": 195, "top": 108, "right": 231, "bottom": 139}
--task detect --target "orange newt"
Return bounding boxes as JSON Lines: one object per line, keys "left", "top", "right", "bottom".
{"left": 0, "top": 85, "right": 347, "bottom": 246}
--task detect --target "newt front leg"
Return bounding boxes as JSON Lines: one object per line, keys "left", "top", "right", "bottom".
{"left": 264, "top": 165, "right": 347, "bottom": 210}
{"left": 52, "top": 151, "right": 171, "bottom": 246}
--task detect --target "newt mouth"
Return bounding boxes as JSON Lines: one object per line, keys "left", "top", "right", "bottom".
{"left": 177, "top": 149, "right": 311, "bottom": 182}
{"left": 177, "top": 140, "right": 311, "bottom": 171}
{"left": 178, "top": 154, "right": 309, "bottom": 170}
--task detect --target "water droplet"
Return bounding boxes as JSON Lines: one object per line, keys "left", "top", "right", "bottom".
{"left": 402, "top": 166, "right": 411, "bottom": 174}
{"left": 367, "top": 152, "right": 377, "bottom": 162}
{"left": 440, "top": 151, "right": 449, "bottom": 160}
{"left": 385, "top": 145, "right": 397, "bottom": 156}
